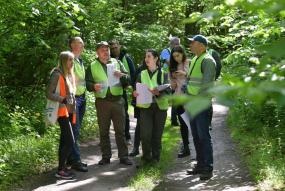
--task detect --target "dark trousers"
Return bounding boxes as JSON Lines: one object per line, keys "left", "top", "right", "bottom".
{"left": 140, "top": 103, "right": 167, "bottom": 161}
{"left": 190, "top": 106, "right": 213, "bottom": 171}
{"left": 171, "top": 106, "right": 179, "bottom": 125}
{"left": 123, "top": 90, "right": 131, "bottom": 140}
{"left": 177, "top": 106, "right": 189, "bottom": 147}
{"left": 58, "top": 116, "right": 75, "bottom": 171}
{"left": 95, "top": 98, "right": 128, "bottom": 159}
{"left": 68, "top": 94, "right": 86, "bottom": 163}
{"left": 133, "top": 107, "right": 141, "bottom": 150}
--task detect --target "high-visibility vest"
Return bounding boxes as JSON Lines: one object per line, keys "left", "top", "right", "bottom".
{"left": 90, "top": 58, "right": 123, "bottom": 98}
{"left": 73, "top": 58, "right": 86, "bottom": 96}
{"left": 136, "top": 69, "right": 169, "bottom": 110}
{"left": 121, "top": 56, "right": 130, "bottom": 74}
{"left": 187, "top": 52, "right": 213, "bottom": 95}
{"left": 57, "top": 74, "right": 76, "bottom": 124}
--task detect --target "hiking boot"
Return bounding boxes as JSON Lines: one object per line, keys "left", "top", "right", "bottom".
{"left": 129, "top": 149, "right": 139, "bottom": 157}
{"left": 98, "top": 158, "right": 110, "bottom": 165}
{"left": 120, "top": 158, "right": 133, "bottom": 165}
{"left": 186, "top": 165, "right": 203, "bottom": 175}
{"left": 55, "top": 169, "right": 74, "bottom": 179}
{"left": 177, "top": 145, "right": 190, "bottom": 158}
{"left": 72, "top": 162, "right": 88, "bottom": 172}
{"left": 200, "top": 170, "right": 213, "bottom": 180}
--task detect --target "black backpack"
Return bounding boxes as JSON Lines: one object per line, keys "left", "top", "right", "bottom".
{"left": 208, "top": 49, "right": 222, "bottom": 80}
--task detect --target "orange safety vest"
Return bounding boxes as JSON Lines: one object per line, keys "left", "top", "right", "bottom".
{"left": 57, "top": 74, "right": 76, "bottom": 124}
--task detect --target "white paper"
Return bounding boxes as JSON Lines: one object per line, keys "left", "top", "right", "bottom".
{"left": 180, "top": 111, "right": 191, "bottom": 129}
{"left": 136, "top": 83, "right": 153, "bottom": 105}
{"left": 107, "top": 63, "right": 120, "bottom": 87}
{"left": 157, "top": 84, "right": 171, "bottom": 91}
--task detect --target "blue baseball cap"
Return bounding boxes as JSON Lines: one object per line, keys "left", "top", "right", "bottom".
{"left": 187, "top": 35, "right": 208, "bottom": 46}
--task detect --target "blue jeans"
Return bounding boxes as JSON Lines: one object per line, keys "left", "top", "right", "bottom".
{"left": 68, "top": 94, "right": 86, "bottom": 163}
{"left": 190, "top": 105, "right": 213, "bottom": 171}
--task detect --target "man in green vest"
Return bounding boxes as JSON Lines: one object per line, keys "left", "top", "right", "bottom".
{"left": 85, "top": 41, "right": 132, "bottom": 165}
{"left": 67, "top": 37, "right": 88, "bottom": 172}
{"left": 109, "top": 40, "right": 136, "bottom": 145}
{"left": 186, "top": 35, "right": 216, "bottom": 180}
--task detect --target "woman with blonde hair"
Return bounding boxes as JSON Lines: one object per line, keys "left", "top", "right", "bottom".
{"left": 46, "top": 51, "right": 76, "bottom": 179}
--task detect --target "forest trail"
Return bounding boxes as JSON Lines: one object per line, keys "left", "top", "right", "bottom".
{"left": 153, "top": 104, "right": 257, "bottom": 191}
{"left": 16, "top": 104, "right": 257, "bottom": 191}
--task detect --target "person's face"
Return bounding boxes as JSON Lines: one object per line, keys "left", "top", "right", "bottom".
{"left": 66, "top": 57, "right": 74, "bottom": 71}
{"left": 189, "top": 41, "right": 200, "bottom": 54}
{"left": 97, "top": 46, "right": 110, "bottom": 64}
{"left": 172, "top": 52, "right": 183, "bottom": 63}
{"left": 110, "top": 43, "right": 121, "bottom": 57}
{"left": 70, "top": 40, "right": 84, "bottom": 54}
{"left": 145, "top": 52, "right": 158, "bottom": 68}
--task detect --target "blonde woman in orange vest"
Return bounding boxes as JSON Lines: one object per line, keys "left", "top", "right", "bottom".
{"left": 47, "top": 51, "right": 76, "bottom": 179}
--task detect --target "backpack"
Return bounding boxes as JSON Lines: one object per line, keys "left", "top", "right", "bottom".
{"left": 44, "top": 69, "right": 60, "bottom": 126}
{"left": 208, "top": 49, "right": 222, "bottom": 80}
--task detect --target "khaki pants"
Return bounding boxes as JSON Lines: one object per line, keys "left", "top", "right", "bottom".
{"left": 95, "top": 97, "right": 128, "bottom": 159}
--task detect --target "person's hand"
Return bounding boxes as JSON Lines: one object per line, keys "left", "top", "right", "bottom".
{"left": 133, "top": 91, "right": 139, "bottom": 97}
{"left": 113, "top": 70, "right": 125, "bottom": 78}
{"left": 94, "top": 83, "right": 103, "bottom": 92}
{"left": 149, "top": 88, "right": 160, "bottom": 96}
{"left": 61, "top": 98, "right": 67, "bottom": 104}
{"left": 174, "top": 70, "right": 186, "bottom": 77}
{"left": 170, "top": 81, "right": 177, "bottom": 90}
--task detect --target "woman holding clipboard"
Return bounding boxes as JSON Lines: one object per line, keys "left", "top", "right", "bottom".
{"left": 133, "top": 49, "right": 170, "bottom": 165}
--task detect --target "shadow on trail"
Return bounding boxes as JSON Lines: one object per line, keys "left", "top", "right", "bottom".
{"left": 152, "top": 104, "right": 257, "bottom": 191}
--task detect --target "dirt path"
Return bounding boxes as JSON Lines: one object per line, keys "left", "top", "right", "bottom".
{"left": 17, "top": 104, "right": 257, "bottom": 191}
{"left": 153, "top": 104, "right": 257, "bottom": 191}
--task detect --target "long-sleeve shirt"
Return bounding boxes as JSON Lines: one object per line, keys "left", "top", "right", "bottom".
{"left": 85, "top": 58, "right": 130, "bottom": 99}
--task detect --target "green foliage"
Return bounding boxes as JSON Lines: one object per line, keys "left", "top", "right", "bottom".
{"left": 228, "top": 100, "right": 285, "bottom": 190}
{"left": 0, "top": 135, "right": 57, "bottom": 190}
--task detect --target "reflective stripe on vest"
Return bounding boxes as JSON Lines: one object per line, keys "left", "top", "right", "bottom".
{"left": 90, "top": 58, "right": 123, "bottom": 98}
{"left": 58, "top": 75, "right": 69, "bottom": 117}
{"left": 74, "top": 58, "right": 86, "bottom": 96}
{"left": 121, "top": 56, "right": 130, "bottom": 74}
{"left": 187, "top": 52, "right": 211, "bottom": 95}
{"left": 136, "top": 69, "right": 169, "bottom": 110}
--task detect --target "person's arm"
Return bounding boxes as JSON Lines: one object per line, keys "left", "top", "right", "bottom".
{"left": 46, "top": 71, "right": 65, "bottom": 103}
{"left": 85, "top": 65, "right": 96, "bottom": 92}
{"left": 201, "top": 58, "right": 216, "bottom": 93}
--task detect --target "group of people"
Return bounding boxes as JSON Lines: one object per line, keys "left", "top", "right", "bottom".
{"left": 46, "top": 34, "right": 217, "bottom": 181}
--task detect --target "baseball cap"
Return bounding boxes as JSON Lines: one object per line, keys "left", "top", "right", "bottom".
{"left": 187, "top": 35, "right": 208, "bottom": 46}
{"left": 96, "top": 41, "right": 109, "bottom": 50}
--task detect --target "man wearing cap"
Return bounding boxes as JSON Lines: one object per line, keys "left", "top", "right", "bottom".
{"left": 186, "top": 35, "right": 216, "bottom": 180}
{"left": 109, "top": 40, "right": 136, "bottom": 146}
{"left": 85, "top": 41, "right": 132, "bottom": 165}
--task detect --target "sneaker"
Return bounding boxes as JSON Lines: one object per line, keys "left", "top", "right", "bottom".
{"left": 129, "top": 149, "right": 139, "bottom": 157}
{"left": 55, "top": 170, "right": 74, "bottom": 179}
{"left": 98, "top": 158, "right": 110, "bottom": 165}
{"left": 200, "top": 170, "right": 213, "bottom": 180}
{"left": 71, "top": 162, "right": 88, "bottom": 172}
{"left": 120, "top": 158, "right": 133, "bottom": 165}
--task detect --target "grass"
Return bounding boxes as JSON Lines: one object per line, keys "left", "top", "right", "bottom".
{"left": 227, "top": 105, "right": 285, "bottom": 191}
{"left": 129, "top": 120, "right": 180, "bottom": 191}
